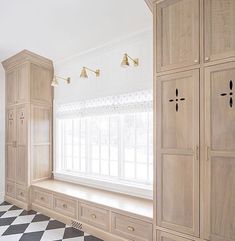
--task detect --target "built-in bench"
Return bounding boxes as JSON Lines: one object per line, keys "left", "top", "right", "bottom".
{"left": 31, "top": 179, "right": 153, "bottom": 241}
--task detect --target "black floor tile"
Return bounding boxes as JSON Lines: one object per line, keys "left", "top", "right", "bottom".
{"left": 63, "top": 227, "right": 84, "bottom": 239}
{"left": 32, "top": 214, "right": 51, "bottom": 222}
{"left": 3, "top": 223, "right": 29, "bottom": 235}
{"left": 85, "top": 236, "right": 104, "bottom": 241}
{"left": 0, "top": 217, "right": 17, "bottom": 226}
{"left": 19, "top": 231, "right": 44, "bottom": 241}
{"left": 20, "top": 210, "right": 37, "bottom": 216}
{"left": 46, "top": 220, "right": 66, "bottom": 230}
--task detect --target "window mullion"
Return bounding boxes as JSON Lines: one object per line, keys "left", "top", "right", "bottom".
{"left": 147, "top": 112, "right": 150, "bottom": 182}
{"left": 134, "top": 114, "right": 137, "bottom": 180}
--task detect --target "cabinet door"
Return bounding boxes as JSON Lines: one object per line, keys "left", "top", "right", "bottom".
{"left": 6, "top": 108, "right": 16, "bottom": 144}
{"left": 204, "top": 62, "right": 235, "bottom": 241}
{"left": 17, "top": 63, "right": 29, "bottom": 103}
{"left": 6, "top": 70, "right": 17, "bottom": 105}
{"left": 16, "top": 105, "right": 28, "bottom": 185}
{"left": 156, "top": 0, "right": 200, "bottom": 72}
{"left": 156, "top": 70, "right": 199, "bottom": 236}
{"left": 204, "top": 0, "right": 235, "bottom": 63}
{"left": 6, "top": 108, "right": 16, "bottom": 182}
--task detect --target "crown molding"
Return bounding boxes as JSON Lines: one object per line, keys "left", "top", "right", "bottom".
{"left": 55, "top": 27, "right": 152, "bottom": 66}
{"left": 2, "top": 49, "right": 54, "bottom": 71}
{"left": 144, "top": 0, "right": 153, "bottom": 13}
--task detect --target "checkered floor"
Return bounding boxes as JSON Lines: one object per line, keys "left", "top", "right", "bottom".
{"left": 0, "top": 201, "right": 103, "bottom": 241}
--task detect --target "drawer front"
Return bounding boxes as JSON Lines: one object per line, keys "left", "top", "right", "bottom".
{"left": 157, "top": 230, "right": 194, "bottom": 241}
{"left": 16, "top": 185, "right": 27, "bottom": 202}
{"left": 111, "top": 213, "right": 153, "bottom": 241}
{"left": 33, "top": 188, "right": 53, "bottom": 209}
{"left": 6, "top": 182, "right": 15, "bottom": 198}
{"left": 79, "top": 202, "right": 110, "bottom": 231}
{"left": 54, "top": 195, "right": 77, "bottom": 219}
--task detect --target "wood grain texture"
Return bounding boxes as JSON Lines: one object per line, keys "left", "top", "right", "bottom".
{"left": 204, "top": 0, "right": 235, "bottom": 63}
{"left": 156, "top": 0, "right": 200, "bottom": 72}
{"left": 204, "top": 62, "right": 235, "bottom": 241}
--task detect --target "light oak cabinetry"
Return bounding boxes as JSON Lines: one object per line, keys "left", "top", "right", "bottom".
{"left": 2, "top": 50, "right": 53, "bottom": 210}
{"left": 154, "top": 1, "right": 235, "bottom": 241}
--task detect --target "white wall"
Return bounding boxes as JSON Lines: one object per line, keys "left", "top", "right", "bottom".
{"left": 54, "top": 29, "right": 153, "bottom": 104}
{"left": 0, "top": 65, "right": 5, "bottom": 203}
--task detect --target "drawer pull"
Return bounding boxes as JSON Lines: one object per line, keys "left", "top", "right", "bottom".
{"left": 91, "top": 214, "right": 97, "bottom": 219}
{"left": 40, "top": 197, "right": 44, "bottom": 201}
{"left": 20, "top": 192, "right": 24, "bottom": 196}
{"left": 63, "top": 204, "right": 67, "bottom": 209}
{"left": 127, "top": 226, "right": 135, "bottom": 232}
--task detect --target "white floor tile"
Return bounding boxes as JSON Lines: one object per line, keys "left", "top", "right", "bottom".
{"left": 12, "top": 215, "right": 35, "bottom": 225}
{"left": 40, "top": 227, "right": 65, "bottom": 241}
{"left": 25, "top": 221, "right": 49, "bottom": 233}
{"left": 0, "top": 206, "right": 12, "bottom": 212}
{"left": 63, "top": 237, "right": 84, "bottom": 241}
{"left": 1, "top": 210, "right": 23, "bottom": 218}
{"left": 0, "top": 226, "right": 8, "bottom": 236}
{"left": 0, "top": 233, "right": 22, "bottom": 241}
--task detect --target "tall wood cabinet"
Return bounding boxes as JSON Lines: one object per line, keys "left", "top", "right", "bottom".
{"left": 2, "top": 50, "right": 53, "bottom": 210}
{"left": 154, "top": 0, "right": 235, "bottom": 241}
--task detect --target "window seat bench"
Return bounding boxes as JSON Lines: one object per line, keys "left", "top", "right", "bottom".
{"left": 31, "top": 179, "right": 153, "bottom": 241}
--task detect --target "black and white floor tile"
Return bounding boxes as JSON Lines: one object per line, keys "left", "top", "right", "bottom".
{"left": 0, "top": 201, "right": 103, "bottom": 241}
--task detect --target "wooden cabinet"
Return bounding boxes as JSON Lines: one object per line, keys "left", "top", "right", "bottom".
{"left": 157, "top": 231, "right": 194, "bottom": 241}
{"left": 154, "top": 1, "right": 235, "bottom": 241}
{"left": 156, "top": 0, "right": 200, "bottom": 72}
{"left": 204, "top": 62, "right": 235, "bottom": 241}
{"left": 2, "top": 50, "right": 53, "bottom": 209}
{"left": 156, "top": 70, "right": 200, "bottom": 236}
{"left": 204, "top": 0, "right": 235, "bottom": 63}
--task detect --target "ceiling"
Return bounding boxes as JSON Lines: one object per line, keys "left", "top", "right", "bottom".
{"left": 0, "top": 0, "right": 152, "bottom": 63}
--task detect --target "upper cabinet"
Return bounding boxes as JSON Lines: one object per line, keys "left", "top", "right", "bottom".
{"left": 204, "top": 0, "right": 235, "bottom": 63}
{"left": 3, "top": 50, "right": 53, "bottom": 107}
{"left": 156, "top": 0, "right": 200, "bottom": 72}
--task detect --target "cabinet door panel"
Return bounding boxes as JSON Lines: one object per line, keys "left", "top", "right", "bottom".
{"left": 17, "top": 63, "right": 29, "bottom": 103}
{"left": 6, "top": 145, "right": 16, "bottom": 181}
{"left": 156, "top": 0, "right": 199, "bottom": 72}
{"left": 205, "top": 62, "right": 235, "bottom": 241}
{"left": 17, "top": 106, "right": 27, "bottom": 145}
{"left": 16, "top": 146, "right": 28, "bottom": 185}
{"left": 30, "top": 64, "right": 52, "bottom": 104}
{"left": 6, "top": 70, "right": 17, "bottom": 105}
{"left": 204, "top": 0, "right": 235, "bottom": 62}
{"left": 157, "top": 70, "right": 199, "bottom": 236}
{"left": 6, "top": 108, "right": 16, "bottom": 144}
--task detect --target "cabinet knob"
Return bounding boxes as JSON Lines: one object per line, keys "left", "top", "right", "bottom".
{"left": 40, "top": 197, "right": 44, "bottom": 201}
{"left": 205, "top": 57, "right": 210, "bottom": 62}
{"left": 62, "top": 204, "right": 67, "bottom": 209}
{"left": 91, "top": 214, "right": 96, "bottom": 219}
{"left": 127, "top": 226, "right": 135, "bottom": 232}
{"left": 194, "top": 59, "right": 199, "bottom": 63}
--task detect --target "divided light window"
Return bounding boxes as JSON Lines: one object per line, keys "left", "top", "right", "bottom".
{"left": 55, "top": 91, "right": 153, "bottom": 197}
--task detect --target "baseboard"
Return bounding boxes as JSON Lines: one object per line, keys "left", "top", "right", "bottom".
{"left": 4, "top": 195, "right": 31, "bottom": 210}
{"left": 0, "top": 192, "right": 4, "bottom": 203}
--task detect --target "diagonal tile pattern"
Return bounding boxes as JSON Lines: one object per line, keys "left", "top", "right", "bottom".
{"left": 0, "top": 202, "right": 103, "bottom": 241}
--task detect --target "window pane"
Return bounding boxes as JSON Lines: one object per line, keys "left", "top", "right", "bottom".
{"left": 124, "top": 162, "right": 135, "bottom": 179}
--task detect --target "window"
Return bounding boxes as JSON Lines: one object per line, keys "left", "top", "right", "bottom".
{"left": 54, "top": 91, "right": 153, "bottom": 198}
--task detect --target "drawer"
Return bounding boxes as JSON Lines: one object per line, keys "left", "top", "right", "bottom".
{"left": 16, "top": 185, "right": 27, "bottom": 202}
{"left": 79, "top": 202, "right": 110, "bottom": 231}
{"left": 157, "top": 230, "right": 193, "bottom": 241}
{"left": 111, "top": 212, "right": 153, "bottom": 241}
{"left": 54, "top": 195, "right": 77, "bottom": 219}
{"left": 6, "top": 182, "right": 15, "bottom": 198}
{"left": 33, "top": 188, "right": 53, "bottom": 209}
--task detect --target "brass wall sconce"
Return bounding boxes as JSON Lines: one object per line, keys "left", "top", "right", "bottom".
{"left": 51, "top": 75, "right": 71, "bottom": 87}
{"left": 121, "top": 53, "right": 139, "bottom": 67}
{"left": 80, "top": 67, "right": 100, "bottom": 78}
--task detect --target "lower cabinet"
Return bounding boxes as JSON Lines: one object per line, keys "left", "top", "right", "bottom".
{"left": 79, "top": 202, "right": 110, "bottom": 231}
{"left": 16, "top": 185, "right": 28, "bottom": 202}
{"left": 112, "top": 212, "right": 153, "bottom": 241}
{"left": 157, "top": 231, "right": 194, "bottom": 241}
{"left": 6, "top": 181, "right": 15, "bottom": 198}
{"left": 31, "top": 186, "right": 153, "bottom": 241}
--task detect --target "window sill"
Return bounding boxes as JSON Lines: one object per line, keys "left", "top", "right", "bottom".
{"left": 32, "top": 178, "right": 153, "bottom": 221}
{"left": 53, "top": 171, "right": 153, "bottom": 200}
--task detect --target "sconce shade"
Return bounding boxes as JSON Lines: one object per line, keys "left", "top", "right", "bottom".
{"left": 121, "top": 53, "right": 130, "bottom": 67}
{"left": 80, "top": 67, "right": 88, "bottom": 78}
{"left": 51, "top": 76, "right": 59, "bottom": 87}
